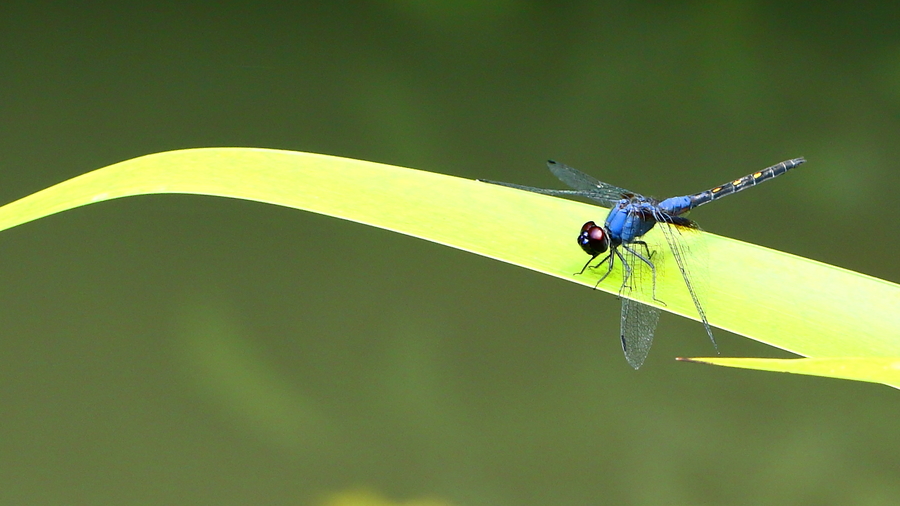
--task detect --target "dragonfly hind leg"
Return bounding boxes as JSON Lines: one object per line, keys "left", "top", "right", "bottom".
{"left": 632, "top": 240, "right": 655, "bottom": 260}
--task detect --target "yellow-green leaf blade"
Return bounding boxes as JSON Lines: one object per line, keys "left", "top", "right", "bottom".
{"left": 1, "top": 147, "right": 897, "bottom": 386}
{"left": 678, "top": 357, "right": 900, "bottom": 385}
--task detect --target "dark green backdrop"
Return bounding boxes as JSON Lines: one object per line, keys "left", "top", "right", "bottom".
{"left": 1, "top": 2, "right": 898, "bottom": 505}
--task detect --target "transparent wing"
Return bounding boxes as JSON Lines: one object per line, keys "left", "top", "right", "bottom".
{"left": 620, "top": 298, "right": 659, "bottom": 370}
{"left": 656, "top": 220, "right": 717, "bottom": 351}
{"left": 547, "top": 160, "right": 636, "bottom": 206}
{"left": 614, "top": 241, "right": 662, "bottom": 369}
{"left": 478, "top": 161, "right": 636, "bottom": 207}
{"left": 477, "top": 179, "right": 597, "bottom": 198}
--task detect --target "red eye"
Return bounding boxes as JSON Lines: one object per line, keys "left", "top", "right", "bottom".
{"left": 578, "top": 221, "right": 609, "bottom": 256}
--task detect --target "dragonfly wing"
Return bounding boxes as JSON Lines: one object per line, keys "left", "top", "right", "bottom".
{"left": 615, "top": 240, "right": 662, "bottom": 369}
{"left": 657, "top": 221, "right": 717, "bottom": 351}
{"left": 547, "top": 160, "right": 635, "bottom": 206}
{"left": 477, "top": 179, "right": 603, "bottom": 199}
{"left": 620, "top": 298, "right": 659, "bottom": 369}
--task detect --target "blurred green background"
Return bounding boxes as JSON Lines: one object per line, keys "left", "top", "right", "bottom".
{"left": 2, "top": 2, "right": 899, "bottom": 505}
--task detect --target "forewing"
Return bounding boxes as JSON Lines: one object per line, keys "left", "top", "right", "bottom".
{"left": 547, "top": 160, "right": 634, "bottom": 206}
{"left": 477, "top": 179, "right": 600, "bottom": 198}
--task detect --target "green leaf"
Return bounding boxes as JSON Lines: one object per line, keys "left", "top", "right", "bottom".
{"left": 677, "top": 357, "right": 900, "bottom": 385}
{"left": 2, "top": 148, "right": 898, "bottom": 386}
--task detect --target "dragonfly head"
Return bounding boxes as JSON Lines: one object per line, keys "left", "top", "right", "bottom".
{"left": 578, "top": 221, "right": 610, "bottom": 257}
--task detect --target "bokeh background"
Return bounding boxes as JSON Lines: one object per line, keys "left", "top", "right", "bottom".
{"left": 2, "top": 2, "right": 900, "bottom": 505}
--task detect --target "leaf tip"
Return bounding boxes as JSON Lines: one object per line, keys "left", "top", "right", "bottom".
{"left": 676, "top": 357, "right": 711, "bottom": 365}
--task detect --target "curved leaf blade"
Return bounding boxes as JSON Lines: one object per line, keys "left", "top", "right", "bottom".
{"left": 1, "top": 147, "right": 897, "bottom": 385}
{"left": 678, "top": 357, "right": 900, "bottom": 386}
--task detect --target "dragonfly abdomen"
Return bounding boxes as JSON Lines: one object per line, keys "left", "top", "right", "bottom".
{"left": 688, "top": 157, "right": 806, "bottom": 209}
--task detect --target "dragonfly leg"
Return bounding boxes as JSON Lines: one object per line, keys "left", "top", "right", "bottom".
{"left": 622, "top": 242, "right": 666, "bottom": 306}
{"left": 591, "top": 247, "right": 617, "bottom": 290}
{"left": 612, "top": 247, "right": 632, "bottom": 293}
{"left": 576, "top": 251, "right": 610, "bottom": 276}
{"left": 632, "top": 240, "right": 655, "bottom": 260}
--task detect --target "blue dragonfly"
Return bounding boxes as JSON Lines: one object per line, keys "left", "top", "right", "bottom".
{"left": 481, "top": 157, "right": 806, "bottom": 369}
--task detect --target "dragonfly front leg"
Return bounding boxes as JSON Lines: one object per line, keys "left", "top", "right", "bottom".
{"left": 589, "top": 248, "right": 618, "bottom": 290}
{"left": 576, "top": 251, "right": 611, "bottom": 276}
{"left": 575, "top": 249, "right": 618, "bottom": 290}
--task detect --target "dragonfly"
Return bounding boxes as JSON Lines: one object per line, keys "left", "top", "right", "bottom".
{"left": 480, "top": 157, "right": 806, "bottom": 369}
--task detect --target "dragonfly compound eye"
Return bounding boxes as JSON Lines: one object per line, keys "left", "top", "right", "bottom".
{"left": 578, "top": 221, "right": 609, "bottom": 256}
